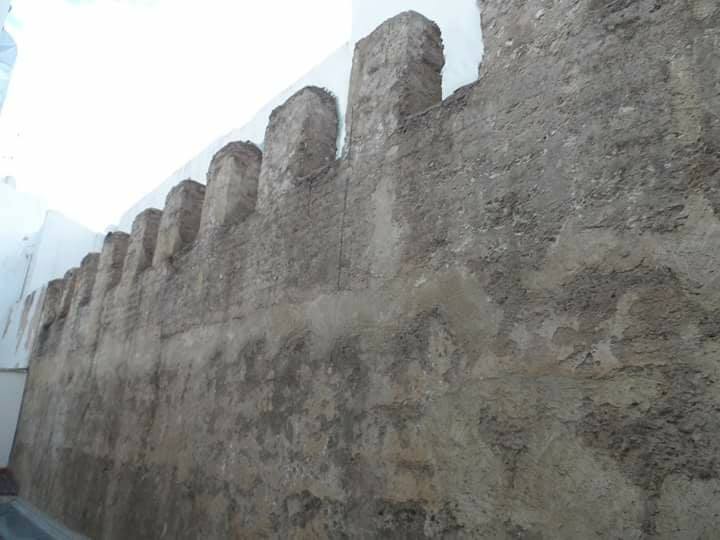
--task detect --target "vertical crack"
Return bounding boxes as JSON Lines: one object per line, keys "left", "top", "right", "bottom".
{"left": 336, "top": 103, "right": 355, "bottom": 291}
{"left": 336, "top": 172, "right": 351, "bottom": 291}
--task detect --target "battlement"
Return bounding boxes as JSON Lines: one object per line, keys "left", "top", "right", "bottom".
{"left": 57, "top": 268, "right": 78, "bottom": 319}
{"left": 200, "top": 141, "right": 261, "bottom": 232}
{"left": 258, "top": 87, "right": 338, "bottom": 212}
{"left": 12, "top": 4, "right": 720, "bottom": 538}
{"left": 38, "top": 279, "right": 64, "bottom": 330}
{"left": 346, "top": 11, "right": 444, "bottom": 158}
{"left": 152, "top": 180, "right": 205, "bottom": 265}
{"left": 75, "top": 252, "right": 100, "bottom": 307}
{"left": 123, "top": 208, "right": 163, "bottom": 279}
{"left": 26, "top": 10, "right": 456, "bottom": 321}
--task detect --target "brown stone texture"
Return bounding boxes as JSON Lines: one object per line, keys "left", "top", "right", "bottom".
{"left": 38, "top": 279, "right": 64, "bottom": 330}
{"left": 123, "top": 208, "right": 163, "bottom": 279}
{"left": 83, "top": 232, "right": 130, "bottom": 349}
{"left": 94, "top": 233, "right": 130, "bottom": 296}
{"left": 152, "top": 179, "right": 206, "bottom": 265}
{"left": 57, "top": 268, "right": 79, "bottom": 319}
{"left": 75, "top": 253, "right": 99, "bottom": 307}
{"left": 201, "top": 142, "right": 262, "bottom": 232}
{"left": 258, "top": 86, "right": 338, "bottom": 212}
{"left": 11, "top": 4, "right": 720, "bottom": 539}
{"left": 345, "top": 11, "right": 444, "bottom": 159}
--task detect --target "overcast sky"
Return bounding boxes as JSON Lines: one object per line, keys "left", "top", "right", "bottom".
{"left": 0, "top": 0, "right": 351, "bottom": 231}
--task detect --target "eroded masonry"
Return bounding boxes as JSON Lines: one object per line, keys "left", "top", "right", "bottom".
{"left": 11, "top": 1, "right": 720, "bottom": 538}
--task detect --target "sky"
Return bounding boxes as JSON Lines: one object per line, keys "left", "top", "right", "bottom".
{"left": 0, "top": 0, "right": 351, "bottom": 231}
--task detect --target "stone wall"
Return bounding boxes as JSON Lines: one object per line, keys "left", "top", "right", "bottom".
{"left": 11, "top": 1, "right": 720, "bottom": 538}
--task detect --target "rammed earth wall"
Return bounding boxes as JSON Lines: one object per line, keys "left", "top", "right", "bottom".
{"left": 11, "top": 2, "right": 720, "bottom": 538}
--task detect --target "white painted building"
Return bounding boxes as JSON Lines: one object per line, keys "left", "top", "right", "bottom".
{"left": 0, "top": 179, "right": 44, "bottom": 325}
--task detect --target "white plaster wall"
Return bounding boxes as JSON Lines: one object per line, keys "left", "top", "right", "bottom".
{"left": 352, "top": 0, "right": 483, "bottom": 97}
{"left": 0, "top": 287, "right": 41, "bottom": 369}
{"left": 24, "top": 211, "right": 104, "bottom": 295}
{"left": 0, "top": 183, "right": 46, "bottom": 331}
{"left": 0, "top": 370, "right": 25, "bottom": 467}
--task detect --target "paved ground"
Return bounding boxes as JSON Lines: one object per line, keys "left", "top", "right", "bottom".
{"left": 0, "top": 501, "right": 83, "bottom": 540}
{"left": 0, "top": 502, "right": 53, "bottom": 540}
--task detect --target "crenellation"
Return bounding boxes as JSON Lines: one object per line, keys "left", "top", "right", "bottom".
{"left": 153, "top": 179, "right": 206, "bottom": 265}
{"left": 58, "top": 268, "right": 79, "bottom": 319}
{"left": 123, "top": 208, "right": 163, "bottom": 278}
{"left": 94, "top": 232, "right": 130, "bottom": 295}
{"left": 345, "top": 11, "right": 444, "bottom": 159}
{"left": 11, "top": 4, "right": 720, "bottom": 538}
{"left": 39, "top": 279, "right": 64, "bottom": 329}
{"left": 257, "top": 86, "right": 338, "bottom": 211}
{"left": 200, "top": 141, "right": 262, "bottom": 233}
{"left": 75, "top": 233, "right": 130, "bottom": 351}
{"left": 76, "top": 253, "right": 100, "bottom": 307}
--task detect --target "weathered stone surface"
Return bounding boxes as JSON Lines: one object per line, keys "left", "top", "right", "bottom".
{"left": 152, "top": 179, "right": 205, "bottom": 265}
{"left": 258, "top": 86, "right": 338, "bottom": 211}
{"left": 57, "top": 268, "right": 78, "bottom": 319}
{"left": 123, "top": 208, "right": 162, "bottom": 278}
{"left": 200, "top": 141, "right": 262, "bottom": 232}
{"left": 84, "top": 232, "right": 129, "bottom": 349}
{"left": 94, "top": 232, "right": 130, "bottom": 295}
{"left": 38, "top": 279, "right": 64, "bottom": 330}
{"left": 75, "top": 253, "right": 99, "bottom": 307}
{"left": 345, "top": 11, "right": 443, "bottom": 159}
{"left": 11, "top": 5, "right": 720, "bottom": 539}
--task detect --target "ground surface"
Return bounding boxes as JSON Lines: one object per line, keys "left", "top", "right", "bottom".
{"left": 0, "top": 500, "right": 82, "bottom": 540}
